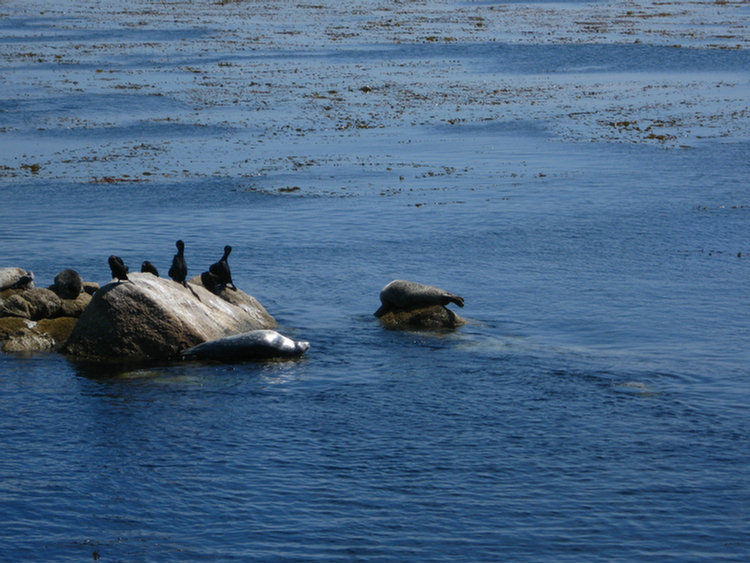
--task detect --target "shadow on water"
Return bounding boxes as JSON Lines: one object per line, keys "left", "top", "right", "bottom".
{"left": 68, "top": 357, "right": 179, "bottom": 381}
{"left": 67, "top": 354, "right": 310, "bottom": 384}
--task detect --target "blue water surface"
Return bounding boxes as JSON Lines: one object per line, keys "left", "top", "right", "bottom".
{"left": 1, "top": 2, "right": 749, "bottom": 562}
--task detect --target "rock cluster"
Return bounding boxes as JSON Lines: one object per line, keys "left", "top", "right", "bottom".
{"left": 1, "top": 266, "right": 277, "bottom": 359}
{"left": 0, "top": 267, "right": 96, "bottom": 353}
{"left": 1, "top": 265, "right": 466, "bottom": 361}
{"left": 64, "top": 273, "right": 276, "bottom": 361}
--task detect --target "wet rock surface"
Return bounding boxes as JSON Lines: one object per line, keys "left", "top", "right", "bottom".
{"left": 377, "top": 305, "right": 467, "bottom": 331}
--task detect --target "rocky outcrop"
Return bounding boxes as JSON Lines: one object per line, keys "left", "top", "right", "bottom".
{"left": 0, "top": 267, "right": 90, "bottom": 353}
{"left": 376, "top": 305, "right": 466, "bottom": 330}
{"left": 64, "top": 272, "right": 277, "bottom": 361}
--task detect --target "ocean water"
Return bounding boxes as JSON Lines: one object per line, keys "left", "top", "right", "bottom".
{"left": 1, "top": 1, "right": 749, "bottom": 561}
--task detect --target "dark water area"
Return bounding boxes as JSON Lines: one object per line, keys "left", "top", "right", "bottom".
{"left": 1, "top": 1, "right": 749, "bottom": 561}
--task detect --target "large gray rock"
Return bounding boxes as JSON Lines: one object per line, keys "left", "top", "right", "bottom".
{"left": 0, "top": 267, "right": 34, "bottom": 291}
{"left": 64, "top": 272, "right": 277, "bottom": 360}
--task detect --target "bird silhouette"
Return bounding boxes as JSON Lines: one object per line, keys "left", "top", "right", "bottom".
{"left": 141, "top": 261, "right": 159, "bottom": 277}
{"left": 209, "top": 245, "right": 236, "bottom": 290}
{"left": 168, "top": 240, "right": 187, "bottom": 286}
{"left": 108, "top": 255, "right": 129, "bottom": 281}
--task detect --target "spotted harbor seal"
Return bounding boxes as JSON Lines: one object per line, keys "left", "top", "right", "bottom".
{"left": 374, "top": 279, "right": 464, "bottom": 317}
{"left": 182, "top": 329, "right": 310, "bottom": 362}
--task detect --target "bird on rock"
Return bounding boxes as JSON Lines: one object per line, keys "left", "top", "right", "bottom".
{"left": 168, "top": 240, "right": 188, "bottom": 286}
{"left": 141, "top": 261, "right": 159, "bottom": 277}
{"left": 200, "top": 271, "right": 220, "bottom": 293}
{"left": 209, "top": 245, "right": 236, "bottom": 291}
{"left": 108, "top": 255, "right": 129, "bottom": 281}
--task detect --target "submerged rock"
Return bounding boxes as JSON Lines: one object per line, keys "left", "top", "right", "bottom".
{"left": 64, "top": 272, "right": 277, "bottom": 361}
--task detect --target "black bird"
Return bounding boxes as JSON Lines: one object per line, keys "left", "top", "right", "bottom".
{"left": 141, "top": 261, "right": 159, "bottom": 277}
{"left": 209, "top": 245, "right": 236, "bottom": 290}
{"left": 168, "top": 240, "right": 188, "bottom": 286}
{"left": 108, "top": 255, "right": 129, "bottom": 281}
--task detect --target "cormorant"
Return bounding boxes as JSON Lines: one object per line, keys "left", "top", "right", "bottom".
{"left": 209, "top": 245, "right": 236, "bottom": 290}
{"left": 200, "top": 271, "right": 220, "bottom": 293}
{"left": 108, "top": 255, "right": 129, "bottom": 281}
{"left": 168, "top": 240, "right": 188, "bottom": 286}
{"left": 141, "top": 261, "right": 159, "bottom": 277}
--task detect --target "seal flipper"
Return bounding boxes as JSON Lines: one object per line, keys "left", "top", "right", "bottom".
{"left": 446, "top": 293, "right": 464, "bottom": 308}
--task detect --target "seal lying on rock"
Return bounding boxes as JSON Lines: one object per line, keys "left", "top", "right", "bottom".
{"left": 182, "top": 329, "right": 309, "bottom": 362}
{"left": 374, "top": 280, "right": 464, "bottom": 317}
{"left": 0, "top": 267, "right": 34, "bottom": 291}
